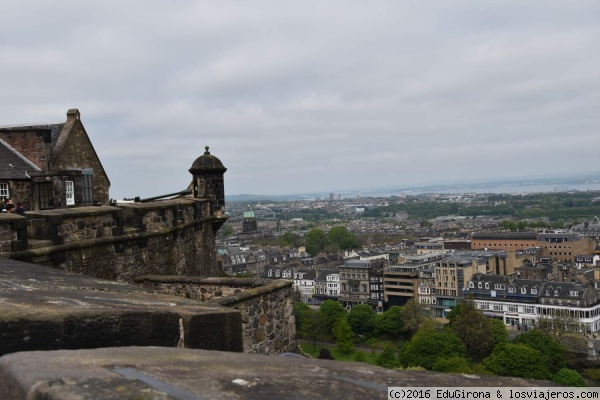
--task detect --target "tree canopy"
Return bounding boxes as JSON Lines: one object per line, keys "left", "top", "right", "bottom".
{"left": 375, "top": 306, "right": 405, "bottom": 339}
{"left": 400, "top": 327, "right": 467, "bottom": 370}
{"left": 376, "top": 346, "right": 401, "bottom": 369}
{"left": 319, "top": 300, "right": 347, "bottom": 337}
{"left": 401, "top": 299, "right": 429, "bottom": 335}
{"left": 512, "top": 329, "right": 566, "bottom": 374}
{"left": 447, "top": 298, "right": 495, "bottom": 361}
{"left": 484, "top": 343, "right": 551, "bottom": 380}
{"left": 305, "top": 228, "right": 327, "bottom": 256}
{"left": 347, "top": 304, "right": 377, "bottom": 336}
{"left": 327, "top": 226, "right": 358, "bottom": 250}
{"left": 333, "top": 317, "right": 354, "bottom": 353}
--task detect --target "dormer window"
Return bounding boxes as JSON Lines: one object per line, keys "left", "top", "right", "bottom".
{"left": 478, "top": 282, "right": 482, "bottom": 289}
{"left": 485, "top": 282, "right": 490, "bottom": 289}
{"left": 508, "top": 287, "right": 515, "bottom": 293}
{"left": 554, "top": 290, "right": 560, "bottom": 296}
{"left": 469, "top": 282, "right": 474, "bottom": 289}
{"left": 570, "top": 291, "right": 578, "bottom": 297}
{"left": 521, "top": 287, "right": 527, "bottom": 294}
{"left": 531, "top": 288, "right": 537, "bottom": 295}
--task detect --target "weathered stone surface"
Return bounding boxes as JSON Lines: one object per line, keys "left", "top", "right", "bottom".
{"left": 0, "top": 258, "right": 242, "bottom": 355}
{"left": 0, "top": 347, "right": 558, "bottom": 400}
{"left": 1, "top": 198, "right": 225, "bottom": 279}
{"left": 135, "top": 276, "right": 297, "bottom": 355}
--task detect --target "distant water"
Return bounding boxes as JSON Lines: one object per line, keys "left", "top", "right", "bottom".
{"left": 363, "top": 183, "right": 600, "bottom": 197}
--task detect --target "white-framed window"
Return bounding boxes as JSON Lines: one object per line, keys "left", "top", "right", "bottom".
{"left": 0, "top": 183, "right": 8, "bottom": 200}
{"left": 65, "top": 181, "right": 74, "bottom": 205}
{"left": 524, "top": 306, "right": 535, "bottom": 314}
{"left": 570, "top": 291, "right": 578, "bottom": 297}
{"left": 531, "top": 288, "right": 538, "bottom": 295}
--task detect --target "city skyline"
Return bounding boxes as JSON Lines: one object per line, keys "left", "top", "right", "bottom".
{"left": 1, "top": 2, "right": 598, "bottom": 200}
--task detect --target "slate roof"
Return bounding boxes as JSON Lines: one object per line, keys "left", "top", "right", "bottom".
{"left": 0, "top": 139, "right": 41, "bottom": 179}
{"left": 343, "top": 260, "right": 370, "bottom": 269}
{"left": 0, "top": 123, "right": 64, "bottom": 149}
{"left": 315, "top": 270, "right": 336, "bottom": 283}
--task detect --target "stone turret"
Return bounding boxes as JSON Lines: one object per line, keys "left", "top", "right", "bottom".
{"left": 189, "top": 146, "right": 227, "bottom": 216}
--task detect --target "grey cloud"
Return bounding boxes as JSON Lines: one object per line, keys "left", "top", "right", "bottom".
{"left": 0, "top": 1, "right": 599, "bottom": 198}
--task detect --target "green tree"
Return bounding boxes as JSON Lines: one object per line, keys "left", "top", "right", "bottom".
{"left": 512, "top": 329, "right": 566, "bottom": 374}
{"left": 221, "top": 224, "right": 234, "bottom": 237}
{"left": 400, "top": 327, "right": 467, "bottom": 370}
{"left": 347, "top": 304, "right": 377, "bottom": 336}
{"left": 333, "top": 317, "right": 354, "bottom": 353}
{"left": 432, "top": 356, "right": 472, "bottom": 374}
{"left": 305, "top": 228, "right": 327, "bottom": 256}
{"left": 489, "top": 318, "right": 510, "bottom": 346}
{"left": 552, "top": 368, "right": 586, "bottom": 387}
{"left": 401, "top": 299, "right": 429, "bottom": 335}
{"left": 299, "top": 308, "right": 322, "bottom": 352}
{"left": 445, "top": 303, "right": 463, "bottom": 326}
{"left": 293, "top": 302, "right": 310, "bottom": 331}
{"left": 354, "top": 351, "right": 367, "bottom": 362}
{"left": 375, "top": 306, "right": 405, "bottom": 339}
{"left": 280, "top": 231, "right": 296, "bottom": 246}
{"left": 319, "top": 300, "right": 347, "bottom": 337}
{"left": 327, "top": 226, "right": 358, "bottom": 250}
{"left": 376, "top": 346, "right": 401, "bottom": 369}
{"left": 449, "top": 298, "right": 495, "bottom": 361}
{"left": 484, "top": 343, "right": 551, "bottom": 380}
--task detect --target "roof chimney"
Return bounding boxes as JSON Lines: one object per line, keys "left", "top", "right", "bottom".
{"left": 66, "top": 109, "right": 80, "bottom": 121}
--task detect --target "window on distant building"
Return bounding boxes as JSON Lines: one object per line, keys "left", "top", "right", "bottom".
{"left": 65, "top": 181, "right": 74, "bottom": 206}
{"left": 38, "top": 182, "right": 54, "bottom": 210}
{"left": 0, "top": 183, "right": 8, "bottom": 201}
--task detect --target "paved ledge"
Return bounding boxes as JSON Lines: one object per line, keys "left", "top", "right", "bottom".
{"left": 0, "top": 347, "right": 558, "bottom": 400}
{"left": 0, "top": 258, "right": 242, "bottom": 355}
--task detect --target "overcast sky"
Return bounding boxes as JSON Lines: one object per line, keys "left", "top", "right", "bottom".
{"left": 1, "top": 1, "right": 598, "bottom": 200}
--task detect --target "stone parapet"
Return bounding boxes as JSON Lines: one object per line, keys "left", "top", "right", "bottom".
{"left": 1, "top": 198, "right": 224, "bottom": 280}
{"left": 0, "top": 347, "right": 559, "bottom": 400}
{"left": 0, "top": 258, "right": 242, "bottom": 356}
{"left": 134, "top": 276, "right": 297, "bottom": 355}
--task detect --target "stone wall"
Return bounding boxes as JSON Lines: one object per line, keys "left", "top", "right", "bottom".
{"left": 0, "top": 198, "right": 225, "bottom": 281}
{"left": 134, "top": 276, "right": 297, "bottom": 355}
{"left": 0, "top": 215, "right": 27, "bottom": 253}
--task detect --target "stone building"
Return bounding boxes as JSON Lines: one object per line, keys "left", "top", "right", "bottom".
{"left": 0, "top": 109, "right": 110, "bottom": 211}
{"left": 242, "top": 207, "right": 258, "bottom": 233}
{"left": 471, "top": 232, "right": 538, "bottom": 250}
{"left": 338, "top": 259, "right": 385, "bottom": 309}
{"left": 383, "top": 253, "right": 444, "bottom": 308}
{"left": 467, "top": 272, "right": 600, "bottom": 332}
